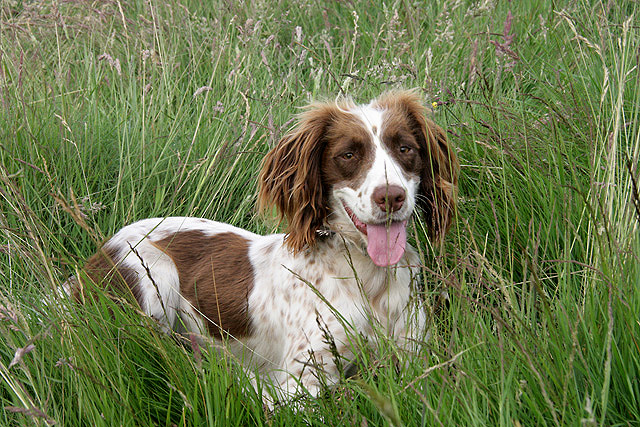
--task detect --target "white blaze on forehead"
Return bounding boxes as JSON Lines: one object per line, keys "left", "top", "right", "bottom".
{"left": 351, "top": 104, "right": 411, "bottom": 192}
{"left": 352, "top": 104, "right": 384, "bottom": 138}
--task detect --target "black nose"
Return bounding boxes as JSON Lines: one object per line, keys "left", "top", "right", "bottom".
{"left": 372, "top": 185, "right": 406, "bottom": 213}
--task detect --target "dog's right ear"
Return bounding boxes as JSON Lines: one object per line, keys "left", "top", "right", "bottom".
{"left": 258, "top": 102, "right": 343, "bottom": 253}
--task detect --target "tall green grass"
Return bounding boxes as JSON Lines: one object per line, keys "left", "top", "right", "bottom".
{"left": 1, "top": 0, "right": 638, "bottom": 425}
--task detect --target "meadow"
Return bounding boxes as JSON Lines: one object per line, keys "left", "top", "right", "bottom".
{"left": 1, "top": 0, "right": 638, "bottom": 425}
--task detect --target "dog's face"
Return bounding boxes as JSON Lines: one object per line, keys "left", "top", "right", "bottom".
{"left": 259, "top": 91, "right": 458, "bottom": 266}
{"left": 320, "top": 102, "right": 422, "bottom": 266}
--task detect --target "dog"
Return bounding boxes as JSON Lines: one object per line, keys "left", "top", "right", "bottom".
{"left": 67, "top": 90, "right": 458, "bottom": 405}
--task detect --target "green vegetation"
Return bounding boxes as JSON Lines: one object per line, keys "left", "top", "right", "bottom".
{"left": 1, "top": 0, "right": 638, "bottom": 425}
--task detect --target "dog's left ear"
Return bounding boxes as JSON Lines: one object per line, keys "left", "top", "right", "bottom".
{"left": 419, "top": 115, "right": 458, "bottom": 241}
{"left": 377, "top": 91, "right": 459, "bottom": 242}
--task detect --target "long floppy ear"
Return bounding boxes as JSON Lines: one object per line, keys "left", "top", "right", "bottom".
{"left": 258, "top": 102, "right": 342, "bottom": 253}
{"left": 420, "top": 116, "right": 458, "bottom": 241}
{"left": 377, "top": 90, "right": 459, "bottom": 242}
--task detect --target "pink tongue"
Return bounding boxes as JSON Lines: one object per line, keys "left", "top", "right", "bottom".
{"left": 366, "top": 221, "right": 407, "bottom": 267}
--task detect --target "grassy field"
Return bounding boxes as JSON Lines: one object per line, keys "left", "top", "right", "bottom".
{"left": 1, "top": 0, "right": 639, "bottom": 425}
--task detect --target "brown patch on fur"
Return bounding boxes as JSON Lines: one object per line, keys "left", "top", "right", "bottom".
{"left": 321, "top": 115, "right": 375, "bottom": 190}
{"left": 75, "top": 245, "right": 141, "bottom": 304}
{"left": 375, "top": 90, "right": 459, "bottom": 241}
{"left": 379, "top": 107, "right": 423, "bottom": 176}
{"left": 154, "top": 231, "right": 254, "bottom": 339}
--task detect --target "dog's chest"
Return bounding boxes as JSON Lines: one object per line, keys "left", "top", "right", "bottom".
{"left": 245, "top": 238, "right": 413, "bottom": 346}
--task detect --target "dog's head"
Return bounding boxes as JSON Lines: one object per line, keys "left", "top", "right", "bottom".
{"left": 259, "top": 90, "right": 458, "bottom": 266}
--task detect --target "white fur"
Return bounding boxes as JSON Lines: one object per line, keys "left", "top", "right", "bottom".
{"left": 98, "top": 217, "right": 425, "bottom": 404}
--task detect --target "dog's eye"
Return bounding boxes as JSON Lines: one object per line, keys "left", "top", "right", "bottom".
{"left": 399, "top": 145, "right": 412, "bottom": 154}
{"left": 341, "top": 152, "right": 354, "bottom": 160}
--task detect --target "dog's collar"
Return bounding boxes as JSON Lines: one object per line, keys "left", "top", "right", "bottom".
{"left": 315, "top": 227, "right": 335, "bottom": 238}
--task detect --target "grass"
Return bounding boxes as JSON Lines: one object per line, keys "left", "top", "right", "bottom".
{"left": 1, "top": 0, "right": 639, "bottom": 425}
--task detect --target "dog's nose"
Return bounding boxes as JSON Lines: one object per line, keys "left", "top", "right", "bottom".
{"left": 372, "top": 185, "right": 406, "bottom": 213}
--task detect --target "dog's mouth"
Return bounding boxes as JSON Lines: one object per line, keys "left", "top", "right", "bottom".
{"left": 343, "top": 204, "right": 407, "bottom": 267}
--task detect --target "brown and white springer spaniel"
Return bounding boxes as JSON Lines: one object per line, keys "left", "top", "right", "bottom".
{"left": 67, "top": 90, "right": 458, "bottom": 405}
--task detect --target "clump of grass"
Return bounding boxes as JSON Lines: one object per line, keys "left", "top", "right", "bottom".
{"left": 1, "top": 0, "right": 639, "bottom": 425}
